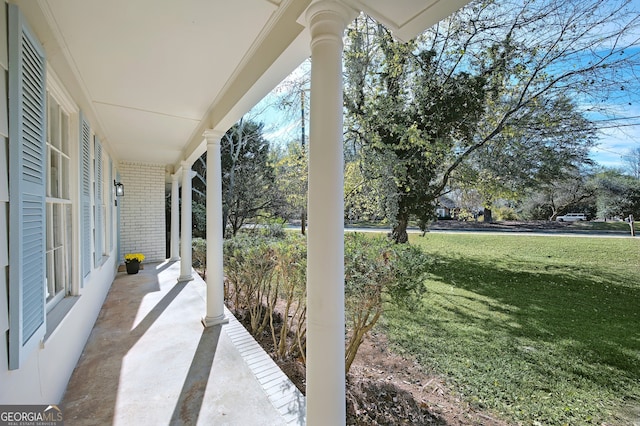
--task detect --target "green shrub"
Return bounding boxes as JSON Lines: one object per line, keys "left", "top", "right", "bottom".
{"left": 192, "top": 237, "right": 207, "bottom": 275}
{"left": 270, "top": 236, "right": 307, "bottom": 361}
{"left": 494, "top": 206, "right": 519, "bottom": 221}
{"left": 457, "top": 208, "right": 476, "bottom": 221}
{"left": 223, "top": 235, "right": 277, "bottom": 335}
{"left": 260, "top": 219, "right": 287, "bottom": 239}
{"left": 224, "top": 232, "right": 431, "bottom": 374}
{"left": 224, "top": 233, "right": 307, "bottom": 356}
{"left": 344, "top": 233, "right": 430, "bottom": 372}
{"left": 387, "top": 242, "right": 431, "bottom": 308}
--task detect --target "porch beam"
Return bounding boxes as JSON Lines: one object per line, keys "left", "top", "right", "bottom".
{"left": 202, "top": 130, "right": 228, "bottom": 327}
{"left": 305, "top": 1, "right": 356, "bottom": 424}
{"left": 170, "top": 173, "right": 180, "bottom": 261}
{"left": 178, "top": 162, "right": 195, "bottom": 282}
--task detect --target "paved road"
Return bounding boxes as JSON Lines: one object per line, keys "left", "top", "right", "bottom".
{"left": 281, "top": 223, "right": 636, "bottom": 238}
{"left": 342, "top": 226, "right": 636, "bottom": 239}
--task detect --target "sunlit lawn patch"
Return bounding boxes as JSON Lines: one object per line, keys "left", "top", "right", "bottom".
{"left": 382, "top": 233, "right": 640, "bottom": 425}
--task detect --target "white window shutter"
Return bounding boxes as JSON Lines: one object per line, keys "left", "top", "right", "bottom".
{"left": 80, "top": 112, "right": 91, "bottom": 278}
{"left": 8, "top": 4, "right": 47, "bottom": 370}
{"left": 94, "top": 136, "right": 103, "bottom": 266}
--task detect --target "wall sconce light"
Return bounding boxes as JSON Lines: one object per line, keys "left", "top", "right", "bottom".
{"left": 114, "top": 180, "right": 124, "bottom": 197}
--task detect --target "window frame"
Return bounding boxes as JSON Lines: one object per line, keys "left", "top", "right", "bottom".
{"left": 44, "top": 84, "right": 77, "bottom": 312}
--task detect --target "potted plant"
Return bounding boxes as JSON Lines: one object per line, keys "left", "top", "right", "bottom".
{"left": 124, "top": 253, "right": 145, "bottom": 274}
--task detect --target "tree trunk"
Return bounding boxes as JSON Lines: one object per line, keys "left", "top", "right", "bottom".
{"left": 231, "top": 215, "right": 242, "bottom": 237}
{"left": 301, "top": 210, "right": 306, "bottom": 236}
{"left": 390, "top": 217, "right": 409, "bottom": 243}
{"left": 222, "top": 207, "right": 229, "bottom": 238}
{"left": 483, "top": 208, "right": 493, "bottom": 223}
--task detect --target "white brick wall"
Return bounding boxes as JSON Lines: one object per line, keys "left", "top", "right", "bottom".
{"left": 119, "top": 162, "right": 166, "bottom": 262}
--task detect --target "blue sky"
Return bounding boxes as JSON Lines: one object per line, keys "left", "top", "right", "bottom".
{"left": 254, "top": 4, "right": 640, "bottom": 172}
{"left": 591, "top": 112, "right": 640, "bottom": 169}
{"left": 587, "top": 79, "right": 640, "bottom": 169}
{"left": 255, "top": 69, "right": 640, "bottom": 172}
{"left": 583, "top": 40, "right": 640, "bottom": 170}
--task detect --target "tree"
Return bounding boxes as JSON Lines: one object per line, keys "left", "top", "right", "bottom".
{"left": 345, "top": 19, "right": 487, "bottom": 241}
{"left": 520, "top": 168, "right": 597, "bottom": 220}
{"left": 623, "top": 147, "right": 640, "bottom": 179}
{"left": 344, "top": 160, "right": 385, "bottom": 223}
{"left": 192, "top": 119, "right": 277, "bottom": 237}
{"left": 273, "top": 142, "right": 308, "bottom": 234}
{"left": 251, "top": 60, "right": 311, "bottom": 233}
{"left": 455, "top": 95, "right": 596, "bottom": 221}
{"left": 593, "top": 168, "right": 640, "bottom": 219}
{"left": 344, "top": 1, "right": 639, "bottom": 242}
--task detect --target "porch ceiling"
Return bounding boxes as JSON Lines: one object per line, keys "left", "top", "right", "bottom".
{"left": 26, "top": 0, "right": 470, "bottom": 171}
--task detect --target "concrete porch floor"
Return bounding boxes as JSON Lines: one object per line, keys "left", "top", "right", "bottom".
{"left": 62, "top": 261, "right": 305, "bottom": 425}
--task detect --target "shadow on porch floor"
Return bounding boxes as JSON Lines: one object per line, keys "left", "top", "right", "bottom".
{"left": 61, "top": 260, "right": 305, "bottom": 425}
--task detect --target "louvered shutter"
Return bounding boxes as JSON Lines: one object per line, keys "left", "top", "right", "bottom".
{"left": 94, "top": 136, "right": 103, "bottom": 266}
{"left": 80, "top": 113, "right": 91, "bottom": 278}
{"left": 8, "top": 4, "right": 47, "bottom": 370}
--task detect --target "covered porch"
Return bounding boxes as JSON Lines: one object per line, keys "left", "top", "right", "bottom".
{"left": 62, "top": 261, "right": 305, "bottom": 425}
{"left": 11, "top": 0, "right": 471, "bottom": 422}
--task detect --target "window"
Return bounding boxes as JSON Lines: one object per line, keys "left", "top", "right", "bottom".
{"left": 45, "top": 93, "right": 73, "bottom": 310}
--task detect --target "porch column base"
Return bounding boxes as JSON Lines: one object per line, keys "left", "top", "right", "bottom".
{"left": 201, "top": 314, "right": 228, "bottom": 328}
{"left": 177, "top": 274, "right": 194, "bottom": 283}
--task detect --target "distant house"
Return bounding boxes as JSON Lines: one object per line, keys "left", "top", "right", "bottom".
{"left": 436, "top": 196, "right": 458, "bottom": 218}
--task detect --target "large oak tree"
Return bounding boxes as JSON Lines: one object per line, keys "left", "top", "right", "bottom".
{"left": 344, "top": 0, "right": 639, "bottom": 242}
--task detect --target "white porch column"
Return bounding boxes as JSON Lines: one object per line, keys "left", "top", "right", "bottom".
{"left": 178, "top": 162, "right": 195, "bottom": 282}
{"left": 202, "top": 130, "right": 228, "bottom": 327}
{"left": 305, "top": 2, "right": 354, "bottom": 425}
{"left": 170, "top": 173, "right": 180, "bottom": 261}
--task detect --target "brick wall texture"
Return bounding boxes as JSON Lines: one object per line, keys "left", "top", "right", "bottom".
{"left": 119, "top": 162, "right": 166, "bottom": 262}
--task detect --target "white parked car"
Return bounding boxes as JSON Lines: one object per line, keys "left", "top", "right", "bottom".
{"left": 556, "top": 213, "right": 587, "bottom": 222}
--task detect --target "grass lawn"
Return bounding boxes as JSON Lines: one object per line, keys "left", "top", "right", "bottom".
{"left": 382, "top": 233, "right": 640, "bottom": 425}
